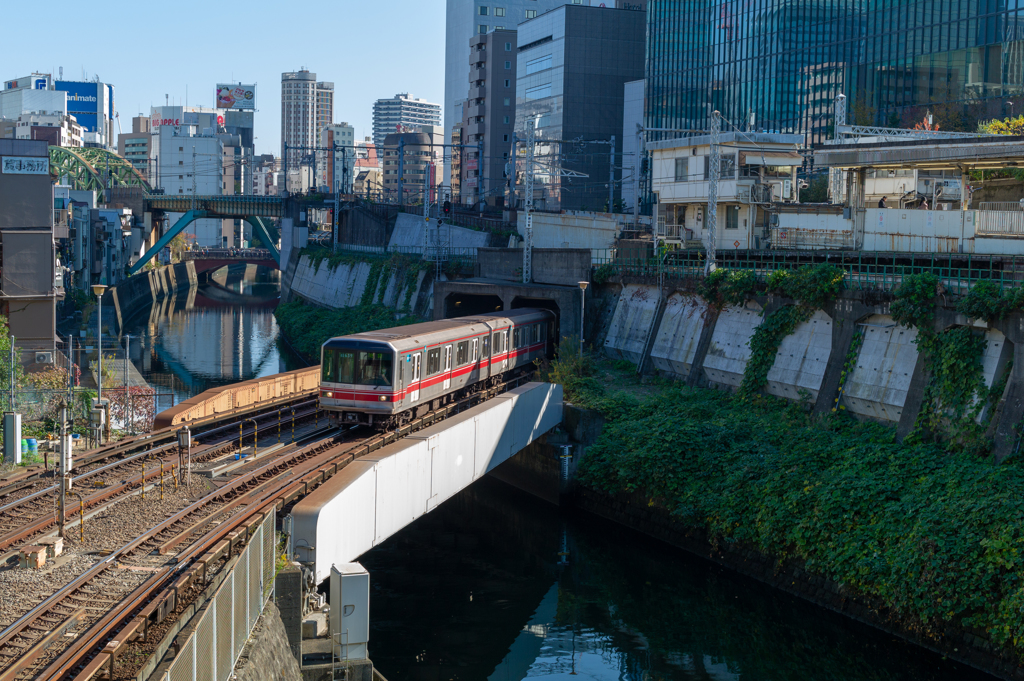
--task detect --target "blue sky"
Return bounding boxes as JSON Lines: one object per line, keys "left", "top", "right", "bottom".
{"left": 4, "top": 0, "right": 446, "bottom": 156}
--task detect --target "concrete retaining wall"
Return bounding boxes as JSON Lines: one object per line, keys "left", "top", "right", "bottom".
{"left": 107, "top": 261, "right": 197, "bottom": 332}
{"left": 389, "top": 213, "right": 490, "bottom": 254}
{"left": 595, "top": 283, "right": 1019, "bottom": 452}
{"left": 288, "top": 254, "right": 433, "bottom": 318}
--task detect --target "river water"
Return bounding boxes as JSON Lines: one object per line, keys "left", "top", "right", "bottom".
{"left": 116, "top": 269, "right": 302, "bottom": 402}
{"left": 118, "top": 272, "right": 996, "bottom": 681}
{"left": 360, "top": 478, "right": 997, "bottom": 681}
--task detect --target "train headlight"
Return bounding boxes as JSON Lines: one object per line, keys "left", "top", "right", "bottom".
{"left": 378, "top": 395, "right": 388, "bottom": 402}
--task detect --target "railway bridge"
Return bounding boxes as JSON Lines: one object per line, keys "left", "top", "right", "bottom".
{"left": 0, "top": 366, "right": 563, "bottom": 681}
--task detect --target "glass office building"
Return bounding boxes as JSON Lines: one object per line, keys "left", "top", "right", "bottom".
{"left": 645, "top": 1, "right": 1024, "bottom": 146}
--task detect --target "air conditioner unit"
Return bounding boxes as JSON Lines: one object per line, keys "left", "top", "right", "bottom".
{"left": 35, "top": 352, "right": 53, "bottom": 364}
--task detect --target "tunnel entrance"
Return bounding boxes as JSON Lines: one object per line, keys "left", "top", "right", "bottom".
{"left": 511, "top": 296, "right": 561, "bottom": 347}
{"left": 444, "top": 292, "right": 504, "bottom": 319}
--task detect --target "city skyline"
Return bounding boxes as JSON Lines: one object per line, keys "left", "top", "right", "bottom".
{"left": 3, "top": 0, "right": 445, "bottom": 158}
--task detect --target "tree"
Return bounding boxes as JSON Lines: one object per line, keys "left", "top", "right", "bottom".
{"left": 169, "top": 234, "right": 187, "bottom": 263}
{"left": 0, "top": 316, "right": 25, "bottom": 410}
{"left": 800, "top": 176, "right": 829, "bottom": 203}
{"left": 978, "top": 115, "right": 1024, "bottom": 136}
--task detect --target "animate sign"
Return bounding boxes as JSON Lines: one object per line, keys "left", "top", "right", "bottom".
{"left": 1, "top": 156, "right": 49, "bottom": 174}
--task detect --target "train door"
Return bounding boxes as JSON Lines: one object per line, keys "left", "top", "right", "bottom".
{"left": 443, "top": 344, "right": 453, "bottom": 390}
{"left": 501, "top": 329, "right": 509, "bottom": 369}
{"left": 410, "top": 353, "right": 421, "bottom": 402}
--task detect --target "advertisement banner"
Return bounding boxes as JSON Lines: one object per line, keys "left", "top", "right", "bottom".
{"left": 150, "top": 106, "right": 183, "bottom": 129}
{"left": 216, "top": 84, "right": 256, "bottom": 110}
{"left": 55, "top": 81, "right": 99, "bottom": 132}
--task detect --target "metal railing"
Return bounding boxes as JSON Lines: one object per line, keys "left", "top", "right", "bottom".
{"left": 978, "top": 202, "right": 1024, "bottom": 212}
{"left": 976, "top": 210, "right": 1024, "bottom": 235}
{"left": 159, "top": 512, "right": 276, "bottom": 681}
{"left": 183, "top": 248, "right": 274, "bottom": 260}
{"left": 590, "top": 248, "right": 1024, "bottom": 295}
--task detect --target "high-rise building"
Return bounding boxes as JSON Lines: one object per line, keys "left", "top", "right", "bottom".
{"left": 53, "top": 79, "right": 115, "bottom": 149}
{"left": 457, "top": 28, "right": 518, "bottom": 208}
{"left": 516, "top": 4, "right": 645, "bottom": 211}
{"left": 281, "top": 70, "right": 334, "bottom": 174}
{"left": 643, "top": 0, "right": 1022, "bottom": 148}
{"left": 444, "top": 0, "right": 580, "bottom": 183}
{"left": 371, "top": 94, "right": 441, "bottom": 147}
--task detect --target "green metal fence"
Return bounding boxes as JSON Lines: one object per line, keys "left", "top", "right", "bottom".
{"left": 592, "top": 248, "right": 1024, "bottom": 295}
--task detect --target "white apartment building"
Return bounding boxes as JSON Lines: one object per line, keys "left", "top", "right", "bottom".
{"left": 371, "top": 94, "right": 441, "bottom": 147}
{"left": 14, "top": 112, "right": 83, "bottom": 147}
{"left": 649, "top": 132, "right": 803, "bottom": 251}
{"left": 149, "top": 123, "right": 228, "bottom": 248}
{"left": 281, "top": 70, "right": 334, "bottom": 175}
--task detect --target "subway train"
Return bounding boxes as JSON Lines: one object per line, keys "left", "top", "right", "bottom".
{"left": 319, "top": 308, "right": 556, "bottom": 428}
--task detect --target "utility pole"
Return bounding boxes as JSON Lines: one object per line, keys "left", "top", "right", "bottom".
{"left": 58, "top": 400, "right": 70, "bottom": 537}
{"left": 633, "top": 123, "right": 643, "bottom": 227}
{"left": 124, "top": 334, "right": 130, "bottom": 434}
{"left": 830, "top": 94, "right": 846, "bottom": 204}
{"left": 397, "top": 138, "right": 405, "bottom": 206}
{"left": 522, "top": 120, "right": 536, "bottom": 284}
{"left": 506, "top": 132, "right": 518, "bottom": 212}
{"left": 706, "top": 110, "right": 721, "bottom": 274}
{"left": 609, "top": 135, "right": 615, "bottom": 213}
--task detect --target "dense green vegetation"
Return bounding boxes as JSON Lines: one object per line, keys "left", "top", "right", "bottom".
{"left": 274, "top": 301, "right": 421, "bottom": 361}
{"left": 564, "top": 360, "right": 1024, "bottom": 660}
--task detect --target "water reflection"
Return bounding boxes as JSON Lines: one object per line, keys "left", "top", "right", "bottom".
{"left": 359, "top": 478, "right": 997, "bottom": 681}
{"left": 119, "top": 267, "right": 302, "bottom": 401}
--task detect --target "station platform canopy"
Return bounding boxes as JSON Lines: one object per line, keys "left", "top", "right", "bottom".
{"left": 814, "top": 134, "right": 1024, "bottom": 171}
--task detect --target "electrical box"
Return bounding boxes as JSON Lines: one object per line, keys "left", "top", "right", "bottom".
{"left": 3, "top": 413, "right": 21, "bottom": 465}
{"left": 330, "top": 562, "right": 369, "bottom": 661}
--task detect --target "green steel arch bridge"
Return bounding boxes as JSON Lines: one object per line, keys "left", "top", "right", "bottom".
{"left": 49, "top": 147, "right": 284, "bottom": 272}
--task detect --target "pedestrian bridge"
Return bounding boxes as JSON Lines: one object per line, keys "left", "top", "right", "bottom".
{"left": 291, "top": 381, "right": 563, "bottom": 583}
{"left": 182, "top": 248, "right": 279, "bottom": 275}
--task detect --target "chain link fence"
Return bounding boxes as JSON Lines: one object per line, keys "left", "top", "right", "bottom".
{"left": 161, "top": 512, "right": 276, "bottom": 681}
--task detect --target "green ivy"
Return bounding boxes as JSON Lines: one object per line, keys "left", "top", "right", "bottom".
{"left": 740, "top": 305, "right": 813, "bottom": 398}
{"left": 592, "top": 263, "right": 616, "bottom": 285}
{"left": 696, "top": 268, "right": 759, "bottom": 310}
{"left": 766, "top": 263, "right": 846, "bottom": 309}
{"left": 890, "top": 273, "right": 940, "bottom": 329}
{"left": 956, "top": 281, "right": 1024, "bottom": 322}
{"left": 833, "top": 328, "right": 865, "bottom": 411}
{"left": 574, "top": 382, "right": 1024, "bottom": 660}
{"left": 274, "top": 300, "right": 422, "bottom": 361}
{"left": 360, "top": 261, "right": 386, "bottom": 307}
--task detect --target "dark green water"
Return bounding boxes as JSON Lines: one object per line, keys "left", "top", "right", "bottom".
{"left": 360, "top": 478, "right": 998, "bottom": 681}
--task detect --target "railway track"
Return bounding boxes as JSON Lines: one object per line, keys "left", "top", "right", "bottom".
{"left": 0, "top": 372, "right": 536, "bottom": 681}
{"left": 0, "top": 400, "right": 323, "bottom": 558}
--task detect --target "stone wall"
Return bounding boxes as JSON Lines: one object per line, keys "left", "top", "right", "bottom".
{"left": 106, "top": 261, "right": 197, "bottom": 332}
{"left": 287, "top": 254, "right": 433, "bottom": 319}
{"left": 235, "top": 602, "right": 303, "bottom": 681}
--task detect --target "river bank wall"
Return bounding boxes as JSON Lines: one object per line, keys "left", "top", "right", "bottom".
{"left": 104, "top": 261, "right": 198, "bottom": 333}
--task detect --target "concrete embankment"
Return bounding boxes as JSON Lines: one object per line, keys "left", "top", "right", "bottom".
{"left": 591, "top": 281, "right": 1019, "bottom": 459}
{"left": 104, "top": 261, "right": 198, "bottom": 332}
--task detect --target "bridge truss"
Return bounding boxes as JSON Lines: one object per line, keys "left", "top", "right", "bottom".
{"left": 49, "top": 147, "right": 151, "bottom": 193}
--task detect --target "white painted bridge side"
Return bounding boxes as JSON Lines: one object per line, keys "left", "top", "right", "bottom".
{"left": 291, "top": 382, "right": 564, "bottom": 583}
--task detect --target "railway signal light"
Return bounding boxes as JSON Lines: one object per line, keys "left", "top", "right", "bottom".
{"left": 443, "top": 200, "right": 451, "bottom": 215}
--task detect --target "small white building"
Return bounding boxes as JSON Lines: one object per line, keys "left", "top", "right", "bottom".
{"left": 649, "top": 132, "right": 804, "bottom": 250}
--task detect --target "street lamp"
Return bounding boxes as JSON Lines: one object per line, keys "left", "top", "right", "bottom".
{"left": 91, "top": 284, "right": 107, "bottom": 402}
{"left": 577, "top": 281, "right": 589, "bottom": 355}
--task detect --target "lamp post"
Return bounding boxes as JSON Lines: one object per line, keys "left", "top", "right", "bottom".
{"left": 91, "top": 285, "right": 107, "bottom": 402}
{"left": 577, "top": 281, "right": 589, "bottom": 355}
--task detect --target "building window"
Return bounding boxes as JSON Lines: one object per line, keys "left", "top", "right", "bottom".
{"left": 505, "top": 60, "right": 511, "bottom": 69}
{"left": 504, "top": 79, "right": 510, "bottom": 87}
{"left": 479, "top": 5, "right": 488, "bottom": 14}
{"left": 503, "top": 134, "right": 509, "bottom": 142}
{"left": 479, "top": 24, "right": 488, "bottom": 33}
{"left": 504, "top": 116, "right": 510, "bottom": 124}
{"left": 525, "top": 9, "right": 536, "bottom": 18}
{"left": 674, "top": 158, "right": 687, "bottom": 181}
{"left": 504, "top": 97, "right": 510, "bottom": 105}
{"left": 505, "top": 42, "right": 512, "bottom": 51}
{"left": 526, "top": 55, "right": 552, "bottom": 74}
{"left": 495, "top": 6, "right": 505, "bottom": 15}
{"left": 525, "top": 83, "right": 551, "bottom": 100}
{"left": 726, "top": 205, "right": 740, "bottom": 230}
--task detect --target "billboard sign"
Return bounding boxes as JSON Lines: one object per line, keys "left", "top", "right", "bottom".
{"left": 55, "top": 81, "right": 100, "bottom": 132}
{"left": 5, "top": 76, "right": 49, "bottom": 91}
{"left": 216, "top": 84, "right": 256, "bottom": 110}
{"left": 150, "top": 106, "right": 183, "bottom": 129}
{"left": 1, "top": 156, "right": 50, "bottom": 175}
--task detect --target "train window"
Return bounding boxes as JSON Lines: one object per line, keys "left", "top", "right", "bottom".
{"left": 322, "top": 347, "right": 391, "bottom": 386}
{"left": 534, "top": 324, "right": 541, "bottom": 343}
{"left": 493, "top": 331, "right": 503, "bottom": 353}
{"left": 321, "top": 348, "right": 356, "bottom": 384}
{"left": 471, "top": 338, "right": 478, "bottom": 362}
{"left": 481, "top": 334, "right": 490, "bottom": 358}
{"left": 456, "top": 341, "right": 469, "bottom": 366}
{"left": 427, "top": 348, "right": 441, "bottom": 375}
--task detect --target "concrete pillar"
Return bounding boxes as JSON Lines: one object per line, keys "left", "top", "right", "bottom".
{"left": 993, "top": 314, "right": 1024, "bottom": 462}
{"left": 275, "top": 563, "right": 304, "bottom": 665}
{"left": 813, "top": 297, "right": 875, "bottom": 415}
{"left": 686, "top": 305, "right": 721, "bottom": 387}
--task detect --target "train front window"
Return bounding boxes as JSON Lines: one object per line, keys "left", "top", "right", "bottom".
{"left": 322, "top": 348, "right": 393, "bottom": 386}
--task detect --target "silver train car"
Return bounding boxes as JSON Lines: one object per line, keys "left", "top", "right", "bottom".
{"left": 319, "top": 308, "right": 556, "bottom": 427}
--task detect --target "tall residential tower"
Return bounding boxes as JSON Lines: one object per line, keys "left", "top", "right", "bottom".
{"left": 371, "top": 94, "right": 441, "bottom": 147}
{"left": 281, "top": 70, "right": 334, "bottom": 172}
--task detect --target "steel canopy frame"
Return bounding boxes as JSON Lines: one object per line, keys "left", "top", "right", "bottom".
{"left": 129, "top": 211, "right": 281, "bottom": 275}
{"left": 49, "top": 147, "right": 150, "bottom": 192}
